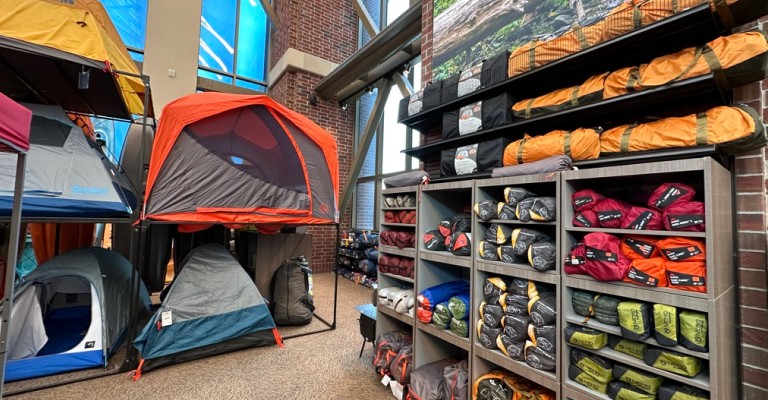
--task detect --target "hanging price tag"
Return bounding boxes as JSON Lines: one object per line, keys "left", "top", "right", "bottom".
{"left": 161, "top": 310, "right": 173, "bottom": 327}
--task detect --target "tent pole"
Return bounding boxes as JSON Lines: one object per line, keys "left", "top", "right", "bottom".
{"left": 332, "top": 223, "right": 339, "bottom": 329}
{"left": 0, "top": 153, "right": 27, "bottom": 395}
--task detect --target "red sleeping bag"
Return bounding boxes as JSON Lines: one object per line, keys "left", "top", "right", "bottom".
{"left": 622, "top": 206, "right": 663, "bottom": 230}
{"left": 648, "top": 183, "right": 696, "bottom": 211}
{"left": 395, "top": 231, "right": 415, "bottom": 249}
{"left": 593, "top": 199, "right": 631, "bottom": 228}
{"left": 572, "top": 189, "right": 605, "bottom": 211}
{"left": 621, "top": 236, "right": 660, "bottom": 260}
{"left": 573, "top": 210, "right": 599, "bottom": 228}
{"left": 380, "top": 230, "right": 396, "bottom": 246}
{"left": 583, "top": 233, "right": 632, "bottom": 281}
{"left": 379, "top": 255, "right": 393, "bottom": 273}
{"left": 663, "top": 201, "right": 705, "bottom": 232}
{"left": 384, "top": 211, "right": 398, "bottom": 223}
{"left": 402, "top": 211, "right": 417, "bottom": 224}
{"left": 564, "top": 243, "right": 588, "bottom": 275}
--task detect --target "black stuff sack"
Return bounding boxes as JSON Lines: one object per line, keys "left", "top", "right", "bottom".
{"left": 424, "top": 230, "right": 447, "bottom": 251}
{"left": 497, "top": 202, "right": 517, "bottom": 220}
{"left": 653, "top": 303, "right": 679, "bottom": 347}
{"left": 504, "top": 187, "right": 535, "bottom": 207}
{"left": 679, "top": 310, "right": 708, "bottom": 352}
{"left": 607, "top": 381, "right": 656, "bottom": 400}
{"left": 440, "top": 138, "right": 510, "bottom": 177}
{"left": 450, "top": 232, "right": 472, "bottom": 256}
{"left": 483, "top": 277, "right": 508, "bottom": 303}
{"left": 479, "top": 240, "right": 500, "bottom": 261}
{"left": 524, "top": 341, "right": 556, "bottom": 371}
{"left": 477, "top": 320, "right": 503, "bottom": 349}
{"left": 511, "top": 228, "right": 548, "bottom": 256}
{"left": 501, "top": 294, "right": 530, "bottom": 316}
{"left": 608, "top": 335, "right": 648, "bottom": 360}
{"left": 565, "top": 326, "right": 608, "bottom": 350}
{"left": 570, "top": 348, "right": 614, "bottom": 384}
{"left": 501, "top": 315, "right": 531, "bottom": 342}
{"left": 481, "top": 301, "right": 505, "bottom": 328}
{"left": 528, "top": 324, "right": 556, "bottom": 353}
{"left": 507, "top": 278, "right": 529, "bottom": 297}
{"left": 528, "top": 292, "right": 557, "bottom": 326}
{"left": 527, "top": 280, "right": 554, "bottom": 299}
{"left": 485, "top": 224, "right": 513, "bottom": 244}
{"left": 618, "top": 301, "right": 653, "bottom": 341}
{"left": 528, "top": 241, "right": 556, "bottom": 272}
{"left": 497, "top": 333, "right": 526, "bottom": 361}
{"left": 474, "top": 200, "right": 499, "bottom": 221}
{"left": 530, "top": 197, "right": 557, "bottom": 221}
{"left": 613, "top": 364, "right": 665, "bottom": 395}
{"left": 515, "top": 198, "right": 536, "bottom": 222}
{"left": 498, "top": 245, "right": 523, "bottom": 264}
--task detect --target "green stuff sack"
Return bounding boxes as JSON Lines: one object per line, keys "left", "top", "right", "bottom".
{"left": 483, "top": 277, "right": 508, "bottom": 303}
{"left": 474, "top": 200, "right": 499, "bottom": 221}
{"left": 432, "top": 302, "right": 453, "bottom": 329}
{"left": 609, "top": 335, "right": 648, "bottom": 360}
{"left": 528, "top": 324, "right": 556, "bottom": 353}
{"left": 479, "top": 240, "right": 501, "bottom": 261}
{"left": 653, "top": 304, "right": 679, "bottom": 347}
{"left": 450, "top": 317, "right": 469, "bottom": 338}
{"left": 528, "top": 292, "right": 557, "bottom": 327}
{"left": 498, "top": 245, "right": 523, "bottom": 264}
{"left": 570, "top": 348, "right": 613, "bottom": 383}
{"left": 565, "top": 325, "right": 608, "bottom": 350}
{"left": 448, "top": 295, "right": 470, "bottom": 320}
{"left": 507, "top": 278, "right": 529, "bottom": 297}
{"left": 644, "top": 348, "right": 704, "bottom": 377}
{"left": 524, "top": 340, "right": 556, "bottom": 371}
{"left": 613, "top": 364, "right": 665, "bottom": 394}
{"left": 485, "top": 224, "right": 513, "bottom": 244}
{"left": 496, "top": 333, "right": 526, "bottom": 360}
{"left": 501, "top": 316, "right": 530, "bottom": 341}
{"left": 679, "top": 310, "right": 708, "bottom": 352}
{"left": 572, "top": 290, "right": 597, "bottom": 318}
{"left": 569, "top": 364, "right": 609, "bottom": 394}
{"left": 481, "top": 301, "right": 505, "bottom": 328}
{"left": 497, "top": 202, "right": 517, "bottom": 220}
{"left": 618, "top": 301, "right": 652, "bottom": 341}
{"left": 500, "top": 294, "right": 529, "bottom": 315}
{"left": 504, "top": 187, "right": 535, "bottom": 207}
{"left": 477, "top": 319, "right": 503, "bottom": 349}
{"left": 657, "top": 383, "right": 709, "bottom": 400}
{"left": 607, "top": 381, "right": 656, "bottom": 400}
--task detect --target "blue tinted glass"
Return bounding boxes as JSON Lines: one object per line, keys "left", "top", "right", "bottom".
{"left": 199, "top": 0, "right": 237, "bottom": 73}
{"left": 129, "top": 50, "right": 144, "bottom": 62}
{"left": 198, "top": 69, "right": 234, "bottom": 84}
{"left": 235, "top": 79, "right": 267, "bottom": 93}
{"left": 236, "top": 0, "right": 268, "bottom": 81}
{"left": 92, "top": 118, "right": 131, "bottom": 163}
{"left": 102, "top": 0, "right": 148, "bottom": 50}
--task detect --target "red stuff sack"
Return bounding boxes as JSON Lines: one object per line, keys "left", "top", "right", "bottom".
{"left": 379, "top": 255, "right": 392, "bottom": 273}
{"left": 395, "top": 231, "right": 415, "bottom": 249}
{"left": 622, "top": 206, "right": 663, "bottom": 230}
{"left": 380, "top": 230, "right": 395, "bottom": 246}
{"left": 564, "top": 243, "right": 588, "bottom": 275}
{"left": 397, "top": 211, "right": 408, "bottom": 223}
{"left": 648, "top": 183, "right": 696, "bottom": 211}
{"left": 572, "top": 189, "right": 605, "bottom": 211}
{"left": 403, "top": 211, "right": 417, "bottom": 224}
{"left": 663, "top": 201, "right": 705, "bottom": 232}
{"left": 573, "top": 209, "right": 599, "bottom": 228}
{"left": 624, "top": 257, "right": 668, "bottom": 287}
{"left": 621, "top": 236, "right": 660, "bottom": 260}
{"left": 583, "top": 233, "right": 632, "bottom": 281}
{"left": 666, "top": 261, "right": 707, "bottom": 293}
{"left": 593, "top": 199, "right": 631, "bottom": 228}
{"left": 657, "top": 237, "right": 706, "bottom": 262}
{"left": 384, "top": 211, "right": 397, "bottom": 223}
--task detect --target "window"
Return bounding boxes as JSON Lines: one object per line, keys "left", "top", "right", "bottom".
{"left": 198, "top": 0, "right": 269, "bottom": 91}
{"left": 101, "top": 0, "right": 148, "bottom": 61}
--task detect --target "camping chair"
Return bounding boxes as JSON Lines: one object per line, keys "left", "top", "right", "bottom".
{"left": 354, "top": 304, "right": 376, "bottom": 358}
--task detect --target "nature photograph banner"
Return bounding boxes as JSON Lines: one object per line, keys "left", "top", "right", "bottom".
{"left": 431, "top": 0, "right": 625, "bottom": 80}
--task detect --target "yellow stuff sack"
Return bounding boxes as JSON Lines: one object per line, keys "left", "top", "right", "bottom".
{"left": 503, "top": 128, "right": 600, "bottom": 166}
{"left": 604, "top": 30, "right": 768, "bottom": 99}
{"left": 600, "top": 105, "right": 766, "bottom": 155}
{"left": 508, "top": 23, "right": 603, "bottom": 78}
{"left": 512, "top": 72, "right": 609, "bottom": 119}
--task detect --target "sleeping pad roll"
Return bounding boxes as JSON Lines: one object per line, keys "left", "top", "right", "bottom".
{"left": 448, "top": 294, "right": 470, "bottom": 320}
{"left": 618, "top": 301, "right": 653, "bottom": 341}
{"left": 570, "top": 348, "right": 614, "bottom": 384}
{"left": 569, "top": 364, "right": 609, "bottom": 394}
{"left": 613, "top": 364, "right": 664, "bottom": 395}
{"left": 432, "top": 302, "right": 453, "bottom": 329}
{"left": 607, "top": 381, "right": 656, "bottom": 400}
{"left": 450, "top": 317, "right": 469, "bottom": 338}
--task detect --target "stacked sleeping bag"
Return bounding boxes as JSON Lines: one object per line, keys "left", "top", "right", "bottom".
{"left": 377, "top": 287, "right": 415, "bottom": 317}
{"left": 378, "top": 255, "right": 415, "bottom": 279}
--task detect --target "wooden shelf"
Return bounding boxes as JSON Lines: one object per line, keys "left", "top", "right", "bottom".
{"left": 381, "top": 222, "right": 416, "bottom": 228}
{"left": 419, "top": 249, "right": 472, "bottom": 269}
{"left": 473, "top": 346, "right": 559, "bottom": 392}
{"left": 476, "top": 259, "right": 559, "bottom": 285}
{"left": 380, "top": 272, "right": 414, "bottom": 284}
{"left": 378, "top": 304, "right": 414, "bottom": 326}
{"left": 564, "top": 315, "right": 709, "bottom": 360}
{"left": 565, "top": 227, "right": 705, "bottom": 238}
{"left": 566, "top": 342, "right": 710, "bottom": 391}
{"left": 416, "top": 321, "right": 471, "bottom": 351}
{"left": 382, "top": 186, "right": 419, "bottom": 195}
{"left": 482, "top": 219, "right": 557, "bottom": 226}
{"left": 382, "top": 207, "right": 417, "bottom": 211}
{"left": 379, "top": 245, "right": 416, "bottom": 258}
{"left": 564, "top": 276, "right": 708, "bottom": 312}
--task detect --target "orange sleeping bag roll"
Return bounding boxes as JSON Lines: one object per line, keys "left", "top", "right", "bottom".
{"left": 503, "top": 128, "right": 600, "bottom": 166}
{"left": 512, "top": 72, "right": 609, "bottom": 119}
{"left": 600, "top": 105, "right": 766, "bottom": 155}
{"left": 604, "top": 30, "right": 768, "bottom": 99}
{"left": 599, "top": 0, "right": 704, "bottom": 42}
{"left": 508, "top": 23, "right": 603, "bottom": 78}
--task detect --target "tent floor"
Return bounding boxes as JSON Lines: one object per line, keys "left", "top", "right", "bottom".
{"left": 37, "top": 306, "right": 91, "bottom": 356}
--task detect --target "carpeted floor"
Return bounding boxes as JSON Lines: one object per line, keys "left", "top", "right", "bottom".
{"left": 6, "top": 273, "right": 392, "bottom": 400}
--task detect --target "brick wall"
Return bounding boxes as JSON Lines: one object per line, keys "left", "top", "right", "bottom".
{"left": 270, "top": 0, "right": 358, "bottom": 273}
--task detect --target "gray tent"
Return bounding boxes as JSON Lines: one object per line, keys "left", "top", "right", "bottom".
{"left": 4, "top": 247, "right": 151, "bottom": 382}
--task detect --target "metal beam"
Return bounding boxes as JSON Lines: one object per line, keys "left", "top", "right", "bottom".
{"left": 259, "top": 0, "right": 279, "bottom": 28}
{"left": 352, "top": 0, "right": 379, "bottom": 37}
{"left": 339, "top": 79, "right": 392, "bottom": 215}
{"left": 393, "top": 72, "right": 413, "bottom": 98}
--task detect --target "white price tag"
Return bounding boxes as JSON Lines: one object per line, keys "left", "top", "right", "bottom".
{"left": 389, "top": 381, "right": 404, "bottom": 399}
{"left": 161, "top": 310, "right": 173, "bottom": 327}
{"left": 380, "top": 375, "right": 391, "bottom": 386}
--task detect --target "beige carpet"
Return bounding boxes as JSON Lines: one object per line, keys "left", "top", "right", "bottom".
{"left": 6, "top": 273, "right": 392, "bottom": 400}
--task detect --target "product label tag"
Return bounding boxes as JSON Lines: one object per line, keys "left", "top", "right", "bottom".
{"left": 458, "top": 102, "right": 483, "bottom": 135}
{"left": 161, "top": 310, "right": 173, "bottom": 327}
{"left": 626, "top": 266, "right": 659, "bottom": 286}
{"left": 381, "top": 375, "right": 391, "bottom": 386}
{"left": 585, "top": 247, "right": 618, "bottom": 262}
{"left": 573, "top": 196, "right": 594, "bottom": 208}
{"left": 575, "top": 213, "right": 593, "bottom": 227}
{"left": 667, "top": 214, "right": 704, "bottom": 229}
{"left": 597, "top": 210, "right": 622, "bottom": 222}
{"left": 625, "top": 238, "right": 656, "bottom": 258}
{"left": 454, "top": 144, "right": 478, "bottom": 175}
{"left": 457, "top": 63, "right": 483, "bottom": 97}
{"left": 565, "top": 255, "right": 586, "bottom": 266}
{"left": 654, "top": 186, "right": 689, "bottom": 209}
{"left": 663, "top": 245, "right": 702, "bottom": 261}
{"left": 627, "top": 211, "right": 653, "bottom": 230}
{"left": 668, "top": 271, "right": 706, "bottom": 287}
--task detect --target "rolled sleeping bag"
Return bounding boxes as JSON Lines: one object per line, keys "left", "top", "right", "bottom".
{"left": 573, "top": 209, "right": 599, "bottom": 228}
{"left": 507, "top": 278, "right": 529, "bottom": 297}
{"left": 657, "top": 237, "right": 706, "bottom": 262}
{"left": 479, "top": 240, "right": 500, "bottom": 261}
{"left": 653, "top": 303, "right": 679, "bottom": 347}
{"left": 613, "top": 364, "right": 665, "bottom": 395}
{"left": 528, "top": 241, "right": 556, "bottom": 272}
{"left": 450, "top": 232, "right": 472, "bottom": 256}
{"left": 396, "top": 194, "right": 417, "bottom": 207}
{"left": 609, "top": 335, "right": 648, "bottom": 360}
{"left": 666, "top": 261, "right": 706, "bottom": 293}
{"left": 624, "top": 257, "right": 668, "bottom": 287}
{"left": 390, "top": 344, "right": 413, "bottom": 385}
{"left": 483, "top": 277, "right": 508, "bottom": 303}
{"left": 480, "top": 301, "right": 505, "bottom": 328}
{"left": 524, "top": 340, "right": 556, "bottom": 371}
{"left": 618, "top": 301, "right": 653, "bottom": 341}
{"left": 570, "top": 348, "right": 614, "bottom": 384}
{"left": 528, "top": 324, "right": 556, "bottom": 353}
{"left": 657, "top": 383, "right": 709, "bottom": 400}
{"left": 432, "top": 302, "right": 453, "bottom": 329}
{"left": 679, "top": 310, "right": 708, "bottom": 352}
{"left": 511, "top": 228, "right": 548, "bottom": 256}
{"left": 393, "top": 290, "right": 414, "bottom": 314}
{"left": 498, "top": 245, "right": 523, "bottom": 264}
{"left": 622, "top": 206, "right": 663, "bottom": 230}
{"left": 504, "top": 187, "right": 535, "bottom": 208}
{"left": 378, "top": 287, "right": 392, "bottom": 305}
{"left": 384, "top": 196, "right": 398, "bottom": 207}
{"left": 621, "top": 236, "right": 660, "bottom": 260}
{"left": 450, "top": 317, "right": 470, "bottom": 338}
{"left": 643, "top": 348, "right": 705, "bottom": 377}
{"left": 417, "top": 280, "right": 471, "bottom": 312}
{"left": 387, "top": 288, "right": 411, "bottom": 308}
{"left": 648, "top": 182, "right": 696, "bottom": 211}
{"left": 439, "top": 218, "right": 453, "bottom": 238}
{"left": 663, "top": 201, "right": 706, "bottom": 232}
{"left": 528, "top": 292, "right": 557, "bottom": 327}
{"left": 529, "top": 197, "right": 557, "bottom": 221}
{"left": 485, "top": 224, "right": 513, "bottom": 244}
{"left": 474, "top": 200, "right": 499, "bottom": 221}
{"left": 607, "top": 381, "right": 656, "bottom": 400}
{"left": 593, "top": 199, "right": 632, "bottom": 228}
{"left": 448, "top": 294, "right": 470, "bottom": 320}
{"left": 477, "top": 319, "right": 503, "bottom": 349}
{"left": 515, "top": 198, "right": 536, "bottom": 222}
{"left": 450, "top": 214, "right": 472, "bottom": 234}
{"left": 584, "top": 232, "right": 632, "bottom": 281}
{"left": 565, "top": 326, "right": 608, "bottom": 350}
{"left": 528, "top": 280, "right": 554, "bottom": 299}
{"left": 501, "top": 294, "right": 529, "bottom": 316}
{"left": 496, "top": 333, "right": 526, "bottom": 361}
{"left": 572, "top": 189, "right": 605, "bottom": 212}
{"left": 365, "top": 247, "right": 379, "bottom": 261}
{"left": 569, "top": 364, "right": 610, "bottom": 394}
{"left": 564, "top": 243, "right": 588, "bottom": 275}
{"left": 497, "top": 202, "right": 517, "bottom": 220}
{"left": 501, "top": 315, "right": 530, "bottom": 341}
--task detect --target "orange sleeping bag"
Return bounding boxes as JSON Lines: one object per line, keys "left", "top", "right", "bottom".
{"left": 600, "top": 105, "right": 766, "bottom": 155}
{"left": 604, "top": 30, "right": 768, "bottom": 98}
{"left": 503, "top": 128, "right": 600, "bottom": 166}
{"left": 512, "top": 72, "right": 609, "bottom": 119}
{"left": 508, "top": 23, "right": 603, "bottom": 78}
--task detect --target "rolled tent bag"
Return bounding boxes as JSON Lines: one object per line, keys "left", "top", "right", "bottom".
{"left": 529, "top": 197, "right": 557, "bottom": 221}
{"left": 658, "top": 384, "right": 709, "bottom": 400}
{"left": 501, "top": 315, "right": 530, "bottom": 341}
{"left": 512, "top": 72, "right": 609, "bottom": 119}
{"left": 390, "top": 344, "right": 413, "bottom": 384}
{"left": 441, "top": 138, "right": 511, "bottom": 177}
{"left": 442, "top": 93, "right": 513, "bottom": 139}
{"left": 600, "top": 105, "right": 767, "bottom": 155}
{"left": 528, "top": 241, "right": 556, "bottom": 272}
{"left": 573, "top": 209, "right": 599, "bottom": 228}
{"left": 473, "top": 371, "right": 514, "bottom": 400}
{"left": 666, "top": 261, "right": 707, "bottom": 293}
{"left": 503, "top": 128, "right": 601, "bottom": 166}
{"left": 573, "top": 189, "right": 605, "bottom": 212}
{"left": 644, "top": 348, "right": 705, "bottom": 377}
{"left": 528, "top": 292, "right": 557, "bottom": 327}
{"left": 570, "top": 348, "right": 614, "bottom": 384}
{"left": 584, "top": 232, "right": 632, "bottom": 281}
{"left": 373, "top": 331, "right": 411, "bottom": 374}
{"left": 479, "top": 240, "right": 501, "bottom": 261}
{"left": 622, "top": 206, "right": 663, "bottom": 230}
{"left": 524, "top": 340, "right": 556, "bottom": 371}
{"left": 450, "top": 232, "right": 472, "bottom": 256}
{"left": 607, "top": 381, "right": 656, "bottom": 400}
{"left": 663, "top": 201, "right": 706, "bottom": 232}
{"left": 569, "top": 364, "right": 610, "bottom": 394}
{"left": 565, "top": 326, "right": 608, "bottom": 350}
{"left": 408, "top": 358, "right": 455, "bottom": 400}
{"left": 624, "top": 257, "right": 669, "bottom": 287}
{"left": 450, "top": 317, "right": 470, "bottom": 338}
{"left": 477, "top": 320, "right": 503, "bottom": 349}
{"left": 485, "top": 224, "right": 513, "bottom": 244}
{"left": 508, "top": 23, "right": 603, "bottom": 78}
{"left": 504, "top": 187, "right": 535, "bottom": 207}
{"left": 383, "top": 170, "right": 429, "bottom": 188}
{"left": 474, "top": 200, "right": 499, "bottom": 221}
{"left": 657, "top": 237, "right": 706, "bottom": 262}
{"left": 621, "top": 236, "right": 661, "bottom": 260}
{"left": 497, "top": 331, "right": 527, "bottom": 360}
{"left": 618, "top": 301, "right": 653, "bottom": 341}
{"left": 593, "top": 199, "right": 632, "bottom": 228}
{"left": 609, "top": 335, "right": 648, "bottom": 360}
{"left": 448, "top": 294, "right": 470, "bottom": 320}
{"left": 483, "top": 277, "right": 508, "bottom": 303}
{"left": 613, "top": 364, "right": 665, "bottom": 395}
{"left": 653, "top": 303, "right": 679, "bottom": 347}
{"left": 497, "top": 202, "right": 517, "bottom": 220}
{"left": 439, "top": 359, "right": 469, "bottom": 400}
{"left": 491, "top": 155, "right": 573, "bottom": 178}
{"left": 528, "top": 324, "right": 556, "bottom": 353}
{"left": 432, "top": 302, "right": 453, "bottom": 329}
{"left": 564, "top": 243, "right": 588, "bottom": 275}
{"left": 679, "top": 310, "right": 708, "bottom": 352}
{"left": 648, "top": 182, "right": 696, "bottom": 211}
